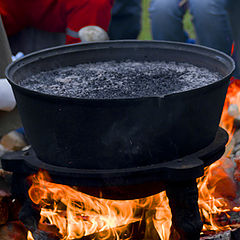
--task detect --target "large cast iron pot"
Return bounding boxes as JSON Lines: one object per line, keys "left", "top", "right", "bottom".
{"left": 5, "top": 41, "right": 235, "bottom": 169}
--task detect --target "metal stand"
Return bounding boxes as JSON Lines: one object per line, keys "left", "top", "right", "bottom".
{"left": 166, "top": 180, "right": 203, "bottom": 240}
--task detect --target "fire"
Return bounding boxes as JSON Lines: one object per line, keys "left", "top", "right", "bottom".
{"left": 198, "top": 157, "right": 237, "bottom": 233}
{"left": 153, "top": 193, "right": 172, "bottom": 240}
{"left": 27, "top": 171, "right": 172, "bottom": 240}
{"left": 27, "top": 231, "right": 34, "bottom": 240}
{"left": 198, "top": 78, "right": 240, "bottom": 234}
{"left": 28, "top": 171, "right": 139, "bottom": 239}
{"left": 27, "top": 79, "right": 240, "bottom": 239}
{"left": 220, "top": 79, "right": 240, "bottom": 142}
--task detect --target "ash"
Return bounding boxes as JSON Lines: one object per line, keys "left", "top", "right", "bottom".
{"left": 20, "top": 60, "right": 222, "bottom": 99}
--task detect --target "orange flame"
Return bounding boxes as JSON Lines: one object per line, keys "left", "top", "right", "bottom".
{"left": 220, "top": 79, "right": 240, "bottom": 143}
{"left": 27, "top": 231, "right": 34, "bottom": 240}
{"left": 198, "top": 78, "right": 240, "bottom": 234}
{"left": 198, "top": 157, "right": 237, "bottom": 233}
{"left": 27, "top": 171, "right": 172, "bottom": 240}
{"left": 153, "top": 192, "right": 172, "bottom": 240}
{"left": 28, "top": 171, "right": 140, "bottom": 239}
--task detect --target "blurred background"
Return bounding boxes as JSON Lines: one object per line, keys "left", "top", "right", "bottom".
{"left": 139, "top": 0, "right": 195, "bottom": 40}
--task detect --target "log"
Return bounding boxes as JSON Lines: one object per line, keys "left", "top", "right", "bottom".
{"left": 29, "top": 221, "right": 143, "bottom": 240}
{"left": 212, "top": 211, "right": 240, "bottom": 227}
{"left": 200, "top": 230, "right": 231, "bottom": 240}
{"left": 201, "top": 211, "right": 240, "bottom": 240}
{"left": 207, "top": 164, "right": 237, "bottom": 200}
{"left": 32, "top": 229, "right": 61, "bottom": 240}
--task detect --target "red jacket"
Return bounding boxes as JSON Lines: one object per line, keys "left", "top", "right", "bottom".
{"left": 0, "top": 0, "right": 113, "bottom": 44}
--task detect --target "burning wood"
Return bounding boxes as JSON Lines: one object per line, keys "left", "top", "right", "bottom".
{"left": 197, "top": 80, "right": 240, "bottom": 238}
{"left": 26, "top": 171, "right": 144, "bottom": 239}
{"left": 198, "top": 158, "right": 237, "bottom": 234}
{"left": 25, "top": 170, "right": 176, "bottom": 240}
{"left": 79, "top": 221, "right": 143, "bottom": 240}
{"left": 211, "top": 211, "right": 240, "bottom": 227}
{"left": 31, "top": 229, "right": 61, "bottom": 240}
{"left": 200, "top": 230, "right": 231, "bottom": 240}
{"left": 28, "top": 220, "right": 149, "bottom": 240}
{"left": 200, "top": 228, "right": 240, "bottom": 240}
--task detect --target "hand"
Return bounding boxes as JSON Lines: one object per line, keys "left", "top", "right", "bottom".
{"left": 78, "top": 26, "right": 109, "bottom": 42}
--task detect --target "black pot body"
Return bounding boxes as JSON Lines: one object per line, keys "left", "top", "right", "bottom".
{"left": 6, "top": 41, "right": 235, "bottom": 169}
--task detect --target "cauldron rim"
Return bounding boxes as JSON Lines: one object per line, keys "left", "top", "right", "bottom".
{"left": 5, "top": 40, "right": 235, "bottom": 103}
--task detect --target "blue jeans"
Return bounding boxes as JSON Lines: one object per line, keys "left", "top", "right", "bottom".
{"left": 149, "top": 0, "right": 240, "bottom": 77}
{"left": 108, "top": 0, "right": 142, "bottom": 40}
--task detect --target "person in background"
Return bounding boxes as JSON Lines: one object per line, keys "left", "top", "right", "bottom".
{"left": 149, "top": 0, "right": 240, "bottom": 78}
{"left": 0, "top": 0, "right": 114, "bottom": 110}
{"left": 149, "top": 0, "right": 190, "bottom": 43}
{"left": 109, "top": 0, "right": 142, "bottom": 40}
{"left": 227, "top": 0, "right": 240, "bottom": 79}
{"left": 0, "top": 0, "right": 113, "bottom": 54}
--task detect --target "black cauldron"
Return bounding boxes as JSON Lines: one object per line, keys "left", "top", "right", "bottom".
{"left": 5, "top": 41, "right": 235, "bottom": 169}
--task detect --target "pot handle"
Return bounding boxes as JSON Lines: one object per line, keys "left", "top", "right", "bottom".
{"left": 163, "top": 156, "right": 204, "bottom": 181}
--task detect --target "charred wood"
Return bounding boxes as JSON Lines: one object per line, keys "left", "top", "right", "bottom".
{"left": 18, "top": 200, "right": 62, "bottom": 240}
{"left": 32, "top": 229, "right": 61, "bottom": 240}
{"left": 18, "top": 198, "right": 40, "bottom": 233}
{"left": 200, "top": 228, "right": 240, "bottom": 240}
{"left": 212, "top": 211, "right": 240, "bottom": 227}
{"left": 200, "top": 230, "right": 231, "bottom": 240}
